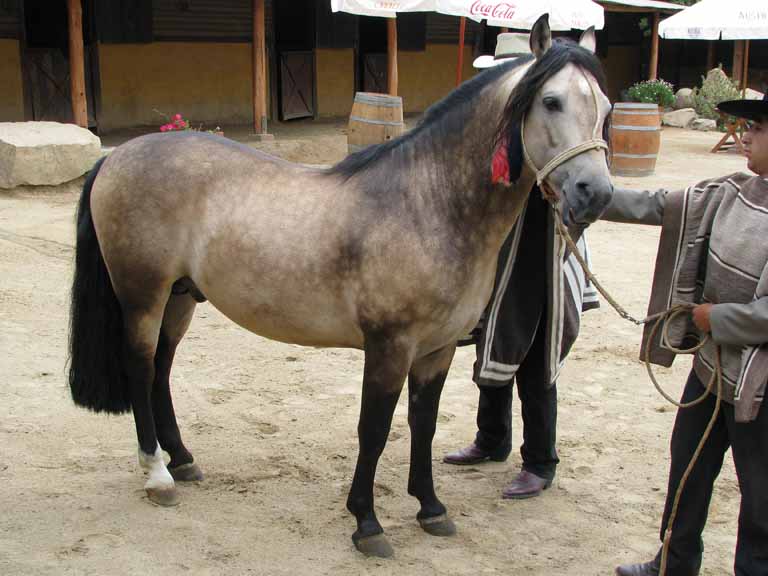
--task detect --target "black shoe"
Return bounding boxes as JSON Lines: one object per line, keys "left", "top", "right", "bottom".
{"left": 501, "top": 470, "right": 552, "bottom": 499}
{"left": 615, "top": 559, "right": 659, "bottom": 576}
{"left": 443, "top": 442, "right": 508, "bottom": 465}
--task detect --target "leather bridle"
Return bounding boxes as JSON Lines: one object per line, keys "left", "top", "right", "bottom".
{"left": 520, "top": 70, "right": 609, "bottom": 202}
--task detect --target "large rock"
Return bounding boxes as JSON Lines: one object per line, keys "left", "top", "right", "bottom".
{"left": 674, "top": 88, "right": 695, "bottom": 110}
{"left": 0, "top": 122, "right": 102, "bottom": 188}
{"left": 662, "top": 108, "right": 697, "bottom": 128}
{"left": 691, "top": 118, "right": 717, "bottom": 131}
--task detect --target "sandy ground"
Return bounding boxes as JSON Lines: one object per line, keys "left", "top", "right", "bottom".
{"left": 0, "top": 125, "right": 749, "bottom": 576}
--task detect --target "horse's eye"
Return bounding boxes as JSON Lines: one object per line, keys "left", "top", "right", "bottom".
{"left": 543, "top": 97, "right": 562, "bottom": 112}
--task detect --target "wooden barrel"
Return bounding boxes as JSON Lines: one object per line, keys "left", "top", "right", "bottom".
{"left": 609, "top": 103, "right": 661, "bottom": 177}
{"left": 347, "top": 92, "right": 405, "bottom": 153}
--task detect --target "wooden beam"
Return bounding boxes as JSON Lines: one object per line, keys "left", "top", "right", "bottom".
{"left": 252, "top": 0, "right": 268, "bottom": 134}
{"left": 456, "top": 17, "right": 466, "bottom": 87}
{"left": 387, "top": 19, "right": 398, "bottom": 96}
{"left": 648, "top": 12, "right": 659, "bottom": 80}
{"left": 67, "top": 0, "right": 87, "bottom": 127}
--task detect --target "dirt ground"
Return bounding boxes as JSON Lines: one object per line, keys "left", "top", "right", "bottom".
{"left": 0, "top": 124, "right": 749, "bottom": 576}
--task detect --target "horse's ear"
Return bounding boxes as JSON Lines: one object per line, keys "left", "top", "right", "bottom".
{"left": 530, "top": 13, "right": 552, "bottom": 59}
{"left": 579, "top": 27, "right": 597, "bottom": 53}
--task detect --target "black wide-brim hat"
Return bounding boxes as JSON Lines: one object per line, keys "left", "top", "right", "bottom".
{"left": 717, "top": 92, "right": 768, "bottom": 122}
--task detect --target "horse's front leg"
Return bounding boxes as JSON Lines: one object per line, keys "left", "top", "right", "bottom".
{"left": 407, "top": 344, "right": 457, "bottom": 536}
{"left": 346, "top": 334, "right": 412, "bottom": 558}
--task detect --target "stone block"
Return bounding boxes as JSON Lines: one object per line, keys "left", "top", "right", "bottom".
{"left": 662, "top": 108, "right": 697, "bottom": 128}
{"left": 674, "top": 88, "right": 695, "bottom": 110}
{"left": 0, "top": 122, "right": 102, "bottom": 189}
{"left": 691, "top": 118, "right": 717, "bottom": 131}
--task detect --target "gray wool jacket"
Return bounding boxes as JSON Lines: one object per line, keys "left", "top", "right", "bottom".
{"left": 605, "top": 174, "right": 768, "bottom": 421}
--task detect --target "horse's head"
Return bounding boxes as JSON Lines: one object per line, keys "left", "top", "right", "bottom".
{"left": 497, "top": 15, "right": 613, "bottom": 228}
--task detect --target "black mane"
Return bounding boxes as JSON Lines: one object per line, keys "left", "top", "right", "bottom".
{"left": 328, "top": 56, "right": 533, "bottom": 180}
{"left": 328, "top": 38, "right": 607, "bottom": 183}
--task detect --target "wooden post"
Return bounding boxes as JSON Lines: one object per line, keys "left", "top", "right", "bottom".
{"left": 67, "top": 0, "right": 87, "bottom": 127}
{"left": 252, "top": 0, "right": 269, "bottom": 135}
{"left": 387, "top": 18, "right": 398, "bottom": 96}
{"left": 456, "top": 17, "right": 466, "bottom": 87}
{"left": 732, "top": 40, "right": 745, "bottom": 88}
{"left": 648, "top": 12, "right": 660, "bottom": 81}
{"left": 742, "top": 39, "right": 750, "bottom": 93}
{"left": 706, "top": 41, "right": 716, "bottom": 71}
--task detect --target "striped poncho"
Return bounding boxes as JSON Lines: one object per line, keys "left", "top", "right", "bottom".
{"left": 640, "top": 173, "right": 768, "bottom": 422}
{"left": 468, "top": 191, "right": 598, "bottom": 388}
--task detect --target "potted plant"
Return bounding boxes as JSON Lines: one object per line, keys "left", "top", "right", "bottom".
{"left": 626, "top": 78, "right": 675, "bottom": 109}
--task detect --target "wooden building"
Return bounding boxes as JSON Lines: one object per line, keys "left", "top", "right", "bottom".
{"left": 0, "top": 0, "right": 764, "bottom": 134}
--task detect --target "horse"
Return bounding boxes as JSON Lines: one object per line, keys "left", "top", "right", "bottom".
{"left": 68, "top": 15, "right": 613, "bottom": 558}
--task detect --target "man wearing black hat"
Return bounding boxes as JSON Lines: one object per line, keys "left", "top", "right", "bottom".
{"left": 613, "top": 93, "right": 768, "bottom": 576}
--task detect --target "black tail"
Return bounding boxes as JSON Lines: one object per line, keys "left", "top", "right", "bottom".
{"left": 68, "top": 157, "right": 131, "bottom": 414}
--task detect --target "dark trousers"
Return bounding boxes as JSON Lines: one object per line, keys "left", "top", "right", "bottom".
{"left": 473, "top": 324, "right": 559, "bottom": 480}
{"left": 656, "top": 370, "right": 768, "bottom": 576}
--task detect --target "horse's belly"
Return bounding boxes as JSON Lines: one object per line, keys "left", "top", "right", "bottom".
{"left": 202, "top": 284, "right": 364, "bottom": 349}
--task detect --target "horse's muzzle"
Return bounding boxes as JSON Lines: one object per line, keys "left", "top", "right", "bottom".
{"left": 563, "top": 177, "right": 614, "bottom": 227}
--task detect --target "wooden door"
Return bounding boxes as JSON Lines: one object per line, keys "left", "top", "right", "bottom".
{"left": 21, "top": 0, "right": 98, "bottom": 126}
{"left": 362, "top": 53, "right": 387, "bottom": 94}
{"left": 279, "top": 51, "right": 314, "bottom": 120}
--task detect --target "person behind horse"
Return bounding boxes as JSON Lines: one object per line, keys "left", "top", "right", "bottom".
{"left": 611, "top": 93, "right": 768, "bottom": 576}
{"left": 444, "top": 32, "right": 600, "bottom": 499}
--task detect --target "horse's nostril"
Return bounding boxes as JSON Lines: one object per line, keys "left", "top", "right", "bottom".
{"left": 576, "top": 181, "right": 590, "bottom": 193}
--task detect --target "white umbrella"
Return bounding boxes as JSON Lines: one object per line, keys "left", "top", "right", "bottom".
{"left": 330, "top": 0, "right": 435, "bottom": 18}
{"left": 436, "top": 0, "right": 605, "bottom": 31}
{"left": 658, "top": 0, "right": 768, "bottom": 40}
{"left": 435, "top": 1, "right": 604, "bottom": 86}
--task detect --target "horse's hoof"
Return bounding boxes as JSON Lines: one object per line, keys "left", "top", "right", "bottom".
{"left": 352, "top": 532, "right": 394, "bottom": 558}
{"left": 418, "top": 513, "right": 456, "bottom": 537}
{"left": 146, "top": 486, "right": 180, "bottom": 507}
{"left": 169, "top": 462, "right": 203, "bottom": 482}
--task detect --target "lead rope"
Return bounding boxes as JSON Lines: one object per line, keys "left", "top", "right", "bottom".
{"left": 549, "top": 200, "right": 723, "bottom": 576}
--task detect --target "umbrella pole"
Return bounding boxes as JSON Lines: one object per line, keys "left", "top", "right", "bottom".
{"left": 387, "top": 19, "right": 398, "bottom": 96}
{"left": 456, "top": 17, "right": 466, "bottom": 87}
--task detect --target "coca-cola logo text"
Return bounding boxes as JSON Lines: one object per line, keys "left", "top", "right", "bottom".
{"left": 470, "top": 1, "right": 518, "bottom": 20}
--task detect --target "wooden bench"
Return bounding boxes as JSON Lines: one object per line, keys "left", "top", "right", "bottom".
{"left": 711, "top": 113, "right": 747, "bottom": 154}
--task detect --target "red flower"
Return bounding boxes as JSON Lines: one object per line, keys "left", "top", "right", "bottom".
{"left": 173, "top": 113, "right": 183, "bottom": 122}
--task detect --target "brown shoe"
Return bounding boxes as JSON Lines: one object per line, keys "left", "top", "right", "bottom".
{"left": 501, "top": 470, "right": 552, "bottom": 499}
{"left": 614, "top": 560, "right": 660, "bottom": 576}
{"left": 443, "top": 442, "right": 508, "bottom": 465}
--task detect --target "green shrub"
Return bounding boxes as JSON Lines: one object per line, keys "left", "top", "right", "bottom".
{"left": 693, "top": 67, "right": 741, "bottom": 120}
{"left": 626, "top": 78, "right": 675, "bottom": 108}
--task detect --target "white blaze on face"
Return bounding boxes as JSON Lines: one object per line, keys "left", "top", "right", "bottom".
{"left": 139, "top": 443, "right": 175, "bottom": 491}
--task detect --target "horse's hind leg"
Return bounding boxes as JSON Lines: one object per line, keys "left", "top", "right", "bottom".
{"left": 153, "top": 292, "right": 202, "bottom": 482}
{"left": 122, "top": 295, "right": 179, "bottom": 506}
{"left": 346, "top": 335, "right": 412, "bottom": 558}
{"left": 407, "top": 344, "right": 457, "bottom": 537}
